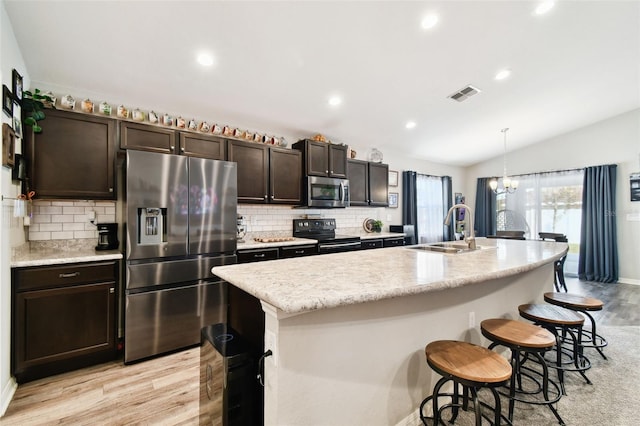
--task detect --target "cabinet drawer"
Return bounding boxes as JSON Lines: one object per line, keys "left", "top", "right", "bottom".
{"left": 237, "top": 248, "right": 279, "bottom": 263}
{"left": 361, "top": 239, "right": 383, "bottom": 249}
{"left": 384, "top": 237, "right": 404, "bottom": 247}
{"left": 280, "top": 244, "right": 317, "bottom": 258}
{"left": 14, "top": 261, "right": 118, "bottom": 291}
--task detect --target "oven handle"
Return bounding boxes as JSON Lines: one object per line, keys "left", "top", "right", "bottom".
{"left": 319, "top": 241, "right": 361, "bottom": 250}
{"left": 340, "top": 181, "right": 345, "bottom": 204}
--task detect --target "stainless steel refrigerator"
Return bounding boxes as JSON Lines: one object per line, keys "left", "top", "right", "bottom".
{"left": 124, "top": 150, "right": 237, "bottom": 363}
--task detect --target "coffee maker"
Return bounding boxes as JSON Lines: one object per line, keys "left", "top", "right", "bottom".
{"left": 96, "top": 223, "right": 119, "bottom": 251}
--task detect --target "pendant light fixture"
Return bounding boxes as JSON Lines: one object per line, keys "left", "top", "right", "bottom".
{"left": 489, "top": 128, "right": 518, "bottom": 194}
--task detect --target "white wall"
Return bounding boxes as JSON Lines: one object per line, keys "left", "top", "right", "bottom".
{"left": 465, "top": 109, "right": 640, "bottom": 284}
{"left": 0, "top": 0, "right": 28, "bottom": 414}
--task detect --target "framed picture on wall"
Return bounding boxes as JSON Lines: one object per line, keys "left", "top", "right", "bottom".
{"left": 12, "top": 69, "right": 23, "bottom": 102}
{"left": 12, "top": 101, "right": 22, "bottom": 138}
{"left": 388, "top": 192, "right": 398, "bottom": 208}
{"left": 388, "top": 170, "right": 398, "bottom": 187}
{"left": 3, "top": 85, "right": 13, "bottom": 117}
{"left": 3, "top": 123, "right": 16, "bottom": 168}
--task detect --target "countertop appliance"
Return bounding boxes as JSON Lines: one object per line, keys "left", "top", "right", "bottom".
{"left": 304, "top": 176, "right": 350, "bottom": 208}
{"left": 124, "top": 150, "right": 237, "bottom": 363}
{"left": 389, "top": 224, "right": 416, "bottom": 246}
{"left": 96, "top": 222, "right": 119, "bottom": 250}
{"left": 293, "top": 218, "right": 361, "bottom": 253}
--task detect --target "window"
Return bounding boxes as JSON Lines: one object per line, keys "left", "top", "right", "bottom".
{"left": 497, "top": 169, "right": 584, "bottom": 275}
{"left": 416, "top": 174, "right": 445, "bottom": 243}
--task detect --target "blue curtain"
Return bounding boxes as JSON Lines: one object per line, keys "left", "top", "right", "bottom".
{"left": 474, "top": 178, "right": 496, "bottom": 237}
{"left": 578, "top": 164, "right": 618, "bottom": 283}
{"left": 442, "top": 176, "right": 454, "bottom": 241}
{"left": 402, "top": 171, "right": 418, "bottom": 243}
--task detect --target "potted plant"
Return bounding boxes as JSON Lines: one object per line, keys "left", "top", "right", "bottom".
{"left": 372, "top": 220, "right": 383, "bottom": 233}
{"left": 22, "top": 88, "right": 55, "bottom": 133}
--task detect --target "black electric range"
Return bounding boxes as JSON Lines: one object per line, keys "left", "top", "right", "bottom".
{"left": 293, "top": 219, "right": 361, "bottom": 254}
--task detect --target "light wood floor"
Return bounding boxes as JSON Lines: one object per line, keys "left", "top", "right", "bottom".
{"left": 1, "top": 278, "right": 637, "bottom": 425}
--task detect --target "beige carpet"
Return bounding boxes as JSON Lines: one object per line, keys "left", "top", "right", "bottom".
{"left": 422, "top": 325, "right": 640, "bottom": 425}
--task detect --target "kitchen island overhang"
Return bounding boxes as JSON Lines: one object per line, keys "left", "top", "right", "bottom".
{"left": 212, "top": 238, "right": 568, "bottom": 425}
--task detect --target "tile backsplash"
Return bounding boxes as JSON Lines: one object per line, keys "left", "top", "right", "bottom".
{"left": 27, "top": 200, "right": 389, "bottom": 241}
{"left": 28, "top": 200, "right": 116, "bottom": 241}
{"left": 238, "top": 204, "right": 389, "bottom": 235}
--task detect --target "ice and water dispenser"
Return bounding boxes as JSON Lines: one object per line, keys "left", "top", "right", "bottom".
{"left": 138, "top": 207, "right": 167, "bottom": 245}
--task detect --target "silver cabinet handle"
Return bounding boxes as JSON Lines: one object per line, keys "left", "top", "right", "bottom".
{"left": 325, "top": 170, "right": 329, "bottom": 174}
{"left": 255, "top": 253, "right": 265, "bottom": 258}
{"left": 180, "top": 147, "right": 185, "bottom": 152}
{"left": 109, "top": 188, "right": 114, "bottom": 192}
{"left": 170, "top": 145, "right": 175, "bottom": 151}
{"left": 109, "top": 287, "right": 115, "bottom": 294}
{"left": 59, "top": 272, "right": 80, "bottom": 278}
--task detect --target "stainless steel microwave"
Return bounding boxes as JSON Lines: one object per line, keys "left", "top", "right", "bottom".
{"left": 306, "top": 176, "right": 350, "bottom": 208}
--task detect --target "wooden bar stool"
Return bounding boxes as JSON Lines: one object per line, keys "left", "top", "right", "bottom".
{"left": 419, "top": 340, "right": 512, "bottom": 425}
{"left": 518, "top": 304, "right": 592, "bottom": 395}
{"left": 481, "top": 318, "right": 564, "bottom": 425}
{"left": 544, "top": 292, "right": 608, "bottom": 360}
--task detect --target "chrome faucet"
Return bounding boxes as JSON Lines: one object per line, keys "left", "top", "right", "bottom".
{"left": 444, "top": 203, "right": 476, "bottom": 250}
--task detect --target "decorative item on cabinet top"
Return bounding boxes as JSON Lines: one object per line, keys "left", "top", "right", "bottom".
{"left": 36, "top": 90, "right": 289, "bottom": 147}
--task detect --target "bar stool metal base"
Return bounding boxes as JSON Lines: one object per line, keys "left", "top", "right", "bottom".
{"left": 544, "top": 292, "right": 608, "bottom": 360}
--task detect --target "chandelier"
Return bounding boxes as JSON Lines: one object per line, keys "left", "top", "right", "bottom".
{"left": 489, "top": 128, "right": 518, "bottom": 194}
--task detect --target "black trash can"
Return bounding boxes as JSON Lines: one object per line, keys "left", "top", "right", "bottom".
{"left": 199, "top": 323, "right": 254, "bottom": 426}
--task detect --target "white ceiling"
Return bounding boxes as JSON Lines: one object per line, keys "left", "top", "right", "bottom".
{"left": 5, "top": 0, "right": 640, "bottom": 167}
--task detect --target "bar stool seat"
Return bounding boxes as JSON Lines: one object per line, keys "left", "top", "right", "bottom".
{"left": 518, "top": 304, "right": 592, "bottom": 395}
{"left": 420, "top": 340, "right": 512, "bottom": 425}
{"left": 544, "top": 292, "right": 608, "bottom": 359}
{"left": 481, "top": 319, "right": 564, "bottom": 425}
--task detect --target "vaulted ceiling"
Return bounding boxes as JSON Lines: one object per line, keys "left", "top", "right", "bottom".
{"left": 5, "top": 0, "right": 639, "bottom": 166}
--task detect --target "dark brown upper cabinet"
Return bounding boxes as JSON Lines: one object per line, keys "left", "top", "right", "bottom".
{"left": 120, "top": 122, "right": 227, "bottom": 160}
{"left": 292, "top": 139, "right": 347, "bottom": 178}
{"left": 25, "top": 109, "right": 116, "bottom": 199}
{"left": 179, "top": 132, "right": 226, "bottom": 160}
{"left": 228, "top": 139, "right": 301, "bottom": 204}
{"left": 120, "top": 121, "right": 177, "bottom": 154}
{"left": 348, "top": 159, "right": 389, "bottom": 207}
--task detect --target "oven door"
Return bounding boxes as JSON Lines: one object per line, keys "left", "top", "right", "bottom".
{"left": 317, "top": 240, "right": 361, "bottom": 254}
{"left": 307, "top": 176, "right": 349, "bottom": 208}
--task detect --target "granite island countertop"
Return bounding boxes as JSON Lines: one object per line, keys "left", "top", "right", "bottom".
{"left": 212, "top": 238, "right": 568, "bottom": 314}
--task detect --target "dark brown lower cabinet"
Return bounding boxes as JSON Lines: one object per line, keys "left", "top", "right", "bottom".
{"left": 12, "top": 260, "right": 119, "bottom": 383}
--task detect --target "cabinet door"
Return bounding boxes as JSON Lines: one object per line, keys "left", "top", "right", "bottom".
{"left": 14, "top": 282, "right": 116, "bottom": 382}
{"left": 328, "top": 144, "right": 348, "bottom": 178}
{"left": 26, "top": 109, "right": 116, "bottom": 199}
{"left": 270, "top": 147, "right": 302, "bottom": 204}
{"left": 228, "top": 140, "right": 269, "bottom": 203}
{"left": 179, "top": 132, "right": 226, "bottom": 160}
{"left": 369, "top": 162, "right": 389, "bottom": 207}
{"left": 120, "top": 121, "right": 177, "bottom": 154}
{"left": 306, "top": 140, "right": 329, "bottom": 176}
{"left": 347, "top": 159, "right": 369, "bottom": 206}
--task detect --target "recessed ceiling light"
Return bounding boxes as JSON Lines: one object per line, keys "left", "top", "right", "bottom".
{"left": 197, "top": 53, "right": 214, "bottom": 67}
{"left": 534, "top": 1, "right": 555, "bottom": 15}
{"left": 421, "top": 13, "right": 439, "bottom": 30}
{"left": 328, "top": 96, "right": 342, "bottom": 107}
{"left": 495, "top": 69, "right": 511, "bottom": 80}
{"left": 405, "top": 121, "right": 416, "bottom": 129}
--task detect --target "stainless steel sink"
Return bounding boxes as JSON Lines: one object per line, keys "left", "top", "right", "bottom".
{"left": 406, "top": 242, "right": 494, "bottom": 254}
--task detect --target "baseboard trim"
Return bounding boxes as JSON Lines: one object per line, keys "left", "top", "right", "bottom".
{"left": 0, "top": 376, "right": 17, "bottom": 417}
{"left": 618, "top": 277, "right": 640, "bottom": 286}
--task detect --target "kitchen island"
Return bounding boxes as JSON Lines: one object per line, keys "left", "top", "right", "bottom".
{"left": 212, "top": 238, "right": 567, "bottom": 426}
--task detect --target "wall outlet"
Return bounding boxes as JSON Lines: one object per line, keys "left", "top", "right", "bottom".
{"left": 265, "top": 330, "right": 277, "bottom": 366}
{"left": 88, "top": 210, "right": 96, "bottom": 221}
{"left": 468, "top": 311, "right": 475, "bottom": 328}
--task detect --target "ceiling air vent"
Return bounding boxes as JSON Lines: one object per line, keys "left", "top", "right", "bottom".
{"left": 448, "top": 85, "right": 482, "bottom": 102}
